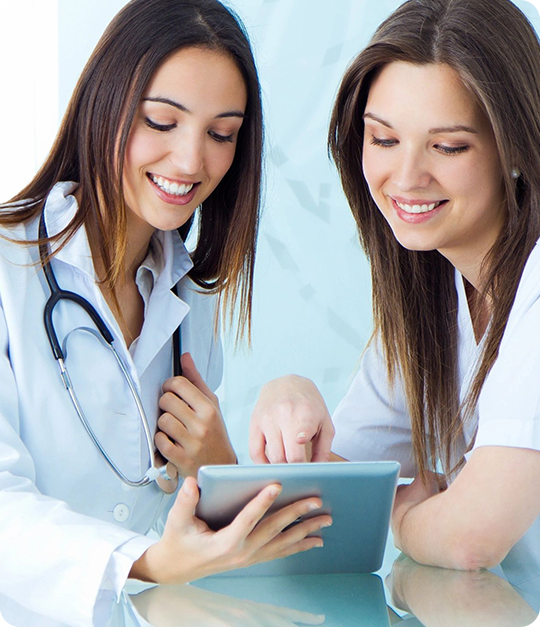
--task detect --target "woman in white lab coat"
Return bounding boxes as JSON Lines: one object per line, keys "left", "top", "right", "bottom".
{"left": 0, "top": 1, "right": 331, "bottom": 625}
{"left": 250, "top": 0, "right": 540, "bottom": 589}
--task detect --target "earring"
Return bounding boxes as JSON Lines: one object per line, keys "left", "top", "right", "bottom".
{"left": 511, "top": 167, "right": 521, "bottom": 179}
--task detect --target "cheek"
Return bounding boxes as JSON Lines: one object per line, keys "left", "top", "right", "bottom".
{"left": 124, "top": 131, "right": 162, "bottom": 179}
{"left": 362, "top": 147, "right": 387, "bottom": 201}
{"left": 208, "top": 145, "right": 237, "bottom": 182}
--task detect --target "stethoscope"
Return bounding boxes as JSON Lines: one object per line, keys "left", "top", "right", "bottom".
{"left": 38, "top": 214, "right": 180, "bottom": 494}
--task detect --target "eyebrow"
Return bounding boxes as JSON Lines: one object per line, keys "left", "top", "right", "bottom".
{"left": 143, "top": 96, "right": 245, "bottom": 119}
{"left": 363, "top": 112, "right": 478, "bottom": 134}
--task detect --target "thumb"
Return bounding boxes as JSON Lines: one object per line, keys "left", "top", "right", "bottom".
{"left": 169, "top": 476, "right": 200, "bottom": 528}
{"left": 180, "top": 353, "right": 214, "bottom": 398}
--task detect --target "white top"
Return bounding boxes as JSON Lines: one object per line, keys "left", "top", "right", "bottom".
{"left": 0, "top": 182, "right": 223, "bottom": 627}
{"left": 332, "top": 242, "right": 540, "bottom": 596}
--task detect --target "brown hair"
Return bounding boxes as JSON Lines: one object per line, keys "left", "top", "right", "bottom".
{"left": 329, "top": 0, "right": 540, "bottom": 477}
{"left": 2, "top": 0, "right": 263, "bottom": 337}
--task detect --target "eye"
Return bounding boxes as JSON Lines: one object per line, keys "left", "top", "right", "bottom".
{"left": 209, "top": 130, "right": 235, "bottom": 144}
{"left": 145, "top": 117, "right": 176, "bottom": 132}
{"left": 434, "top": 144, "right": 469, "bottom": 156}
{"left": 370, "top": 135, "right": 398, "bottom": 148}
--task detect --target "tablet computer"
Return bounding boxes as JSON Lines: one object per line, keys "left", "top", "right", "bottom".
{"left": 195, "top": 461, "right": 400, "bottom": 576}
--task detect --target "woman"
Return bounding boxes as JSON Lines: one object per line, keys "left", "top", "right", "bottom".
{"left": 250, "top": 0, "right": 540, "bottom": 581}
{"left": 0, "top": 1, "right": 331, "bottom": 625}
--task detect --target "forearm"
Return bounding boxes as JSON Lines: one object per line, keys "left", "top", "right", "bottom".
{"left": 394, "top": 490, "right": 501, "bottom": 571}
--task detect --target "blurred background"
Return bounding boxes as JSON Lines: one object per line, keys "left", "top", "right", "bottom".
{"left": 1, "top": 0, "right": 539, "bottom": 462}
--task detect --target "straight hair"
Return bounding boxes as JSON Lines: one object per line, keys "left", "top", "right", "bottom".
{"left": 329, "top": 0, "right": 540, "bottom": 477}
{"left": 2, "top": 0, "right": 263, "bottom": 338}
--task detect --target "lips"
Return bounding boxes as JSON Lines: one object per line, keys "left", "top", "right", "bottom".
{"left": 390, "top": 196, "right": 448, "bottom": 223}
{"left": 146, "top": 173, "right": 200, "bottom": 206}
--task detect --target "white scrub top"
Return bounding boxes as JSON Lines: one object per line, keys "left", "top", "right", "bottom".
{"left": 0, "top": 182, "right": 223, "bottom": 627}
{"left": 332, "top": 241, "right": 540, "bottom": 598}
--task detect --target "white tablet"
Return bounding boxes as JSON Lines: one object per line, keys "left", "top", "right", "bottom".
{"left": 195, "top": 461, "right": 400, "bottom": 576}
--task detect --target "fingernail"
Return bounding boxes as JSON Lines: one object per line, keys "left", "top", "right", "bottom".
{"left": 297, "top": 431, "right": 307, "bottom": 440}
{"left": 183, "top": 480, "right": 193, "bottom": 496}
{"left": 308, "top": 502, "right": 321, "bottom": 511}
{"left": 323, "top": 520, "right": 333, "bottom": 527}
{"left": 268, "top": 486, "right": 282, "bottom": 498}
{"left": 316, "top": 541, "right": 324, "bottom": 548}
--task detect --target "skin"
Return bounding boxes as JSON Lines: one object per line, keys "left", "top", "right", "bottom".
{"left": 250, "top": 62, "right": 540, "bottom": 571}
{"left": 112, "top": 47, "right": 333, "bottom": 583}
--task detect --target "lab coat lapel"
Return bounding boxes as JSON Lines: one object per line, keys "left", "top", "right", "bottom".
{"left": 131, "top": 230, "right": 193, "bottom": 377}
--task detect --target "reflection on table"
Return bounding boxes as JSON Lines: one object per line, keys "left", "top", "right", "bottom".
{"left": 122, "top": 554, "right": 539, "bottom": 627}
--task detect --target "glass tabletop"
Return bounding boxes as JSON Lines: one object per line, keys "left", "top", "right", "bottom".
{"left": 115, "top": 542, "right": 540, "bottom": 627}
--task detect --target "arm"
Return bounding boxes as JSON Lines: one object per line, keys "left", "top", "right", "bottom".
{"left": 249, "top": 339, "right": 416, "bottom": 474}
{"left": 392, "top": 446, "right": 540, "bottom": 570}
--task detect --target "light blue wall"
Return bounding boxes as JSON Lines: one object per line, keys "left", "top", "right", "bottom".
{"left": 57, "top": 0, "right": 540, "bottom": 463}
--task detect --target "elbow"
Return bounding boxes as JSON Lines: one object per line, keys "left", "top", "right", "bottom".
{"left": 452, "top": 533, "right": 510, "bottom": 571}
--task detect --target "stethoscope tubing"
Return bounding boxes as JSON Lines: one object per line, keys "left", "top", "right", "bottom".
{"left": 38, "top": 213, "right": 178, "bottom": 492}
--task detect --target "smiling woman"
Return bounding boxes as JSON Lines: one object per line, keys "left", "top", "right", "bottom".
{"left": 0, "top": 1, "right": 332, "bottom": 626}
{"left": 250, "top": 0, "right": 540, "bottom": 588}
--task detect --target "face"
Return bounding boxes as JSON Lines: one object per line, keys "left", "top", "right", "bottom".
{"left": 123, "top": 46, "right": 248, "bottom": 237}
{"left": 362, "top": 61, "right": 505, "bottom": 275}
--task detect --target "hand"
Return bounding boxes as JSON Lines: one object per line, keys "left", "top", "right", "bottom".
{"left": 130, "top": 582, "right": 325, "bottom": 627}
{"left": 249, "top": 375, "right": 335, "bottom": 463}
{"left": 155, "top": 353, "right": 236, "bottom": 478}
{"left": 392, "top": 472, "right": 445, "bottom": 551}
{"left": 129, "top": 476, "right": 332, "bottom": 584}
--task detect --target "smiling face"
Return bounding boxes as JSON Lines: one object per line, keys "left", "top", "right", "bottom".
{"left": 362, "top": 61, "right": 506, "bottom": 279}
{"left": 122, "top": 46, "right": 248, "bottom": 239}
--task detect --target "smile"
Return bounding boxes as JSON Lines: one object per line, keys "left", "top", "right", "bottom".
{"left": 394, "top": 199, "right": 446, "bottom": 214}
{"left": 148, "top": 173, "right": 195, "bottom": 197}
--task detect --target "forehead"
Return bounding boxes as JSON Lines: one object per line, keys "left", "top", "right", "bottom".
{"left": 144, "top": 46, "right": 248, "bottom": 112}
{"left": 365, "top": 61, "right": 485, "bottom": 130}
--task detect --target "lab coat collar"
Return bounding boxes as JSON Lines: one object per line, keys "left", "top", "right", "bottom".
{"left": 43, "top": 181, "right": 194, "bottom": 289}
{"left": 43, "top": 181, "right": 195, "bottom": 378}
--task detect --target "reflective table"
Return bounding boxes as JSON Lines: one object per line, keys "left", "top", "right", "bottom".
{"left": 1, "top": 538, "right": 537, "bottom": 626}
{"left": 115, "top": 542, "right": 540, "bottom": 627}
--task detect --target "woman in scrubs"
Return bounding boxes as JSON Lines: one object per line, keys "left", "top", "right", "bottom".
{"left": 251, "top": 0, "right": 540, "bottom": 581}
{"left": 0, "top": 1, "right": 330, "bottom": 625}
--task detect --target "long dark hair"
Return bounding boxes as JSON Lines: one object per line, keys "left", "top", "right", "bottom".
{"left": 329, "top": 0, "right": 540, "bottom": 477}
{"left": 3, "top": 0, "right": 263, "bottom": 337}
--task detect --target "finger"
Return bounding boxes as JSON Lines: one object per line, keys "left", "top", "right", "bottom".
{"left": 159, "top": 393, "right": 199, "bottom": 431}
{"left": 223, "top": 484, "right": 282, "bottom": 544}
{"left": 155, "top": 430, "right": 190, "bottom": 468}
{"left": 247, "top": 497, "right": 324, "bottom": 549}
{"left": 248, "top": 424, "right": 270, "bottom": 464}
{"left": 157, "top": 412, "right": 191, "bottom": 442}
{"left": 162, "top": 376, "right": 216, "bottom": 418}
{"left": 264, "top": 428, "right": 287, "bottom": 464}
{"left": 310, "top": 419, "right": 336, "bottom": 462}
{"left": 282, "top": 433, "right": 309, "bottom": 464}
{"left": 180, "top": 352, "right": 215, "bottom": 399}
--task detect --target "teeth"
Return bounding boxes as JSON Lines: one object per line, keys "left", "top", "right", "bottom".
{"left": 151, "top": 175, "right": 194, "bottom": 196}
{"left": 395, "top": 200, "right": 442, "bottom": 214}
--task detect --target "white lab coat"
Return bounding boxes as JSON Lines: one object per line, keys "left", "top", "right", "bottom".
{"left": 0, "top": 182, "right": 223, "bottom": 627}
{"left": 332, "top": 242, "right": 540, "bottom": 599}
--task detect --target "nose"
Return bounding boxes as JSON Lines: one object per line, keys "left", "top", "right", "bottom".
{"left": 392, "top": 147, "right": 431, "bottom": 191}
{"left": 168, "top": 131, "right": 204, "bottom": 177}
